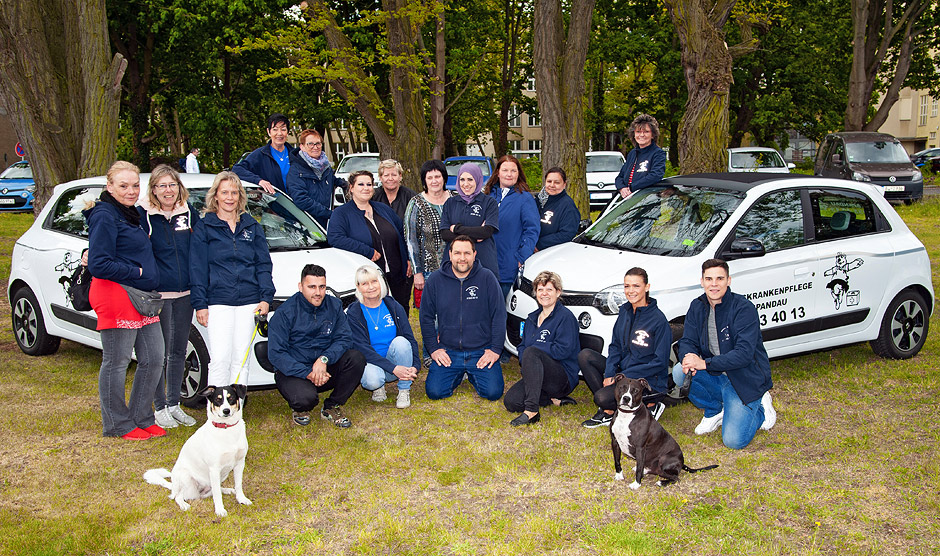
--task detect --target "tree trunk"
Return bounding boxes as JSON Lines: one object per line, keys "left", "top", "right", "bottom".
{"left": 533, "top": 0, "right": 595, "bottom": 218}
{"left": 495, "top": 0, "right": 522, "bottom": 159}
{"left": 663, "top": 0, "right": 738, "bottom": 173}
{"left": 429, "top": 5, "right": 446, "bottom": 160}
{"left": 0, "top": 0, "right": 125, "bottom": 213}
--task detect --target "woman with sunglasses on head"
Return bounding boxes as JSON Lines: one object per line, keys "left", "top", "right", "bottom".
{"left": 327, "top": 170, "right": 411, "bottom": 310}
{"left": 139, "top": 164, "right": 199, "bottom": 429}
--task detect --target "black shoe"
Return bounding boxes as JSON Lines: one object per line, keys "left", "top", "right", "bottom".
{"left": 557, "top": 396, "right": 577, "bottom": 406}
{"left": 510, "top": 412, "right": 540, "bottom": 426}
{"left": 581, "top": 408, "right": 613, "bottom": 428}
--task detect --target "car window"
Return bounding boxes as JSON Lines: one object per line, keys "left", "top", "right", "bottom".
{"left": 445, "top": 159, "right": 490, "bottom": 177}
{"left": 810, "top": 189, "right": 878, "bottom": 241}
{"left": 732, "top": 189, "right": 804, "bottom": 252}
{"left": 336, "top": 156, "right": 378, "bottom": 174}
{"left": 47, "top": 186, "right": 103, "bottom": 238}
{"left": 730, "top": 151, "right": 785, "bottom": 170}
{"left": 189, "top": 189, "right": 328, "bottom": 250}
{"left": 0, "top": 162, "right": 32, "bottom": 179}
{"left": 845, "top": 140, "right": 911, "bottom": 164}
{"left": 578, "top": 185, "right": 743, "bottom": 256}
{"left": 586, "top": 155, "right": 624, "bottom": 172}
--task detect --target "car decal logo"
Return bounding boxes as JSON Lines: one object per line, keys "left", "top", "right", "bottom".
{"left": 54, "top": 251, "right": 82, "bottom": 308}
{"left": 824, "top": 252, "right": 864, "bottom": 310}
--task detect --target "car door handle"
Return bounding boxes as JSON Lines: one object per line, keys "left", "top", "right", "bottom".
{"left": 794, "top": 267, "right": 811, "bottom": 277}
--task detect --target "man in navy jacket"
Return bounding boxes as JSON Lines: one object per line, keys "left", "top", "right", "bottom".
{"left": 268, "top": 264, "right": 365, "bottom": 428}
{"left": 419, "top": 236, "right": 506, "bottom": 401}
{"left": 674, "top": 259, "right": 777, "bottom": 449}
{"left": 232, "top": 113, "right": 292, "bottom": 194}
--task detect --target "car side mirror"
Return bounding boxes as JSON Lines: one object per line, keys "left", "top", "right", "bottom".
{"left": 787, "top": 162, "right": 796, "bottom": 170}
{"left": 577, "top": 218, "right": 592, "bottom": 233}
{"left": 832, "top": 153, "right": 842, "bottom": 165}
{"left": 721, "top": 237, "right": 765, "bottom": 260}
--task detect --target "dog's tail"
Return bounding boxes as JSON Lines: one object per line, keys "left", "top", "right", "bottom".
{"left": 682, "top": 464, "right": 718, "bottom": 474}
{"left": 143, "top": 468, "right": 173, "bottom": 490}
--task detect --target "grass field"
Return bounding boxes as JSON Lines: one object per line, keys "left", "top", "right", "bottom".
{"left": 0, "top": 199, "right": 938, "bottom": 555}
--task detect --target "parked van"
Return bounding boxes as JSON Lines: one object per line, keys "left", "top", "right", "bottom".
{"left": 814, "top": 132, "right": 923, "bottom": 203}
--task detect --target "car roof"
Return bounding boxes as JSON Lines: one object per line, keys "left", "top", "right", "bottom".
{"left": 444, "top": 156, "right": 489, "bottom": 160}
{"left": 661, "top": 172, "right": 809, "bottom": 192}
{"left": 826, "top": 131, "right": 897, "bottom": 143}
{"left": 586, "top": 151, "right": 624, "bottom": 157}
{"left": 728, "top": 147, "right": 780, "bottom": 153}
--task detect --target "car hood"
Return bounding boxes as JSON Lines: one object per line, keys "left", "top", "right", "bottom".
{"left": 847, "top": 162, "right": 919, "bottom": 177}
{"left": 270, "top": 247, "right": 373, "bottom": 298}
{"left": 585, "top": 171, "right": 619, "bottom": 185}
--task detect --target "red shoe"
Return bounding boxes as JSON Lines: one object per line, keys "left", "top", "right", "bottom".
{"left": 121, "top": 428, "right": 151, "bottom": 440}
{"left": 143, "top": 424, "right": 167, "bottom": 437}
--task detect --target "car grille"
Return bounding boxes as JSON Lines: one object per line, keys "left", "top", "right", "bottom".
{"left": 517, "top": 277, "right": 595, "bottom": 307}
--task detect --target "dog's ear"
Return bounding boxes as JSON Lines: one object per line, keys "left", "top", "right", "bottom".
{"left": 199, "top": 386, "right": 216, "bottom": 398}
{"left": 613, "top": 373, "right": 626, "bottom": 383}
{"left": 233, "top": 384, "right": 248, "bottom": 401}
{"left": 639, "top": 378, "right": 650, "bottom": 392}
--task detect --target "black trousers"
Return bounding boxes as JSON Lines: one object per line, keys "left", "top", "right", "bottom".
{"left": 388, "top": 274, "right": 413, "bottom": 311}
{"left": 504, "top": 347, "right": 573, "bottom": 413}
{"left": 274, "top": 349, "right": 365, "bottom": 412}
{"left": 579, "top": 348, "right": 617, "bottom": 411}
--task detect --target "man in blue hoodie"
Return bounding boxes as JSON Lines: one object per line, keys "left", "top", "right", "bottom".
{"left": 674, "top": 259, "right": 777, "bottom": 449}
{"left": 419, "top": 236, "right": 506, "bottom": 401}
{"left": 268, "top": 264, "right": 366, "bottom": 428}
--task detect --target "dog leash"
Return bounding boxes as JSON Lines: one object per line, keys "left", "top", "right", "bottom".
{"left": 234, "top": 312, "right": 265, "bottom": 385}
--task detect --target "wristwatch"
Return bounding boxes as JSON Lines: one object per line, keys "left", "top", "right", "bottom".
{"left": 319, "top": 355, "right": 329, "bottom": 365}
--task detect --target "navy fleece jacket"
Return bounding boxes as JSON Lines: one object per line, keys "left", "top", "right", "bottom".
{"left": 419, "top": 260, "right": 506, "bottom": 353}
{"left": 604, "top": 297, "right": 671, "bottom": 394}
{"left": 536, "top": 190, "right": 580, "bottom": 250}
{"left": 327, "top": 201, "right": 408, "bottom": 280}
{"left": 346, "top": 295, "right": 421, "bottom": 372}
{"left": 268, "top": 292, "right": 352, "bottom": 378}
{"left": 232, "top": 141, "right": 293, "bottom": 191}
{"left": 138, "top": 203, "right": 197, "bottom": 293}
{"left": 189, "top": 212, "right": 275, "bottom": 310}
{"left": 439, "top": 194, "right": 500, "bottom": 276}
{"left": 490, "top": 187, "right": 540, "bottom": 283}
{"left": 614, "top": 143, "right": 666, "bottom": 193}
{"left": 285, "top": 148, "right": 344, "bottom": 227}
{"left": 84, "top": 202, "right": 160, "bottom": 290}
{"left": 518, "top": 303, "right": 581, "bottom": 389}
{"left": 677, "top": 288, "right": 772, "bottom": 405}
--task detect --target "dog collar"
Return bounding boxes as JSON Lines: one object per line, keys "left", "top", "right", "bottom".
{"left": 617, "top": 406, "right": 639, "bottom": 414}
{"left": 212, "top": 421, "right": 238, "bottom": 429}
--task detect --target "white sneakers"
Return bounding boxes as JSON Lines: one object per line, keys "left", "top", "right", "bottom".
{"left": 760, "top": 391, "right": 777, "bottom": 430}
{"left": 694, "top": 411, "right": 724, "bottom": 435}
{"left": 154, "top": 407, "right": 178, "bottom": 429}
{"left": 396, "top": 389, "right": 411, "bottom": 409}
{"left": 371, "top": 386, "right": 387, "bottom": 402}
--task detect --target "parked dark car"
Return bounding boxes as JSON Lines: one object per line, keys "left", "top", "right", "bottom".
{"left": 910, "top": 147, "right": 940, "bottom": 173}
{"left": 443, "top": 156, "right": 494, "bottom": 190}
{"left": 0, "top": 160, "right": 35, "bottom": 212}
{"left": 814, "top": 132, "right": 923, "bottom": 203}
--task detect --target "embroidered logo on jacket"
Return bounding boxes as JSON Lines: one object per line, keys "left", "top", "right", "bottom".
{"left": 632, "top": 330, "right": 650, "bottom": 347}
{"left": 465, "top": 285, "right": 479, "bottom": 299}
{"left": 382, "top": 314, "right": 395, "bottom": 327}
{"left": 637, "top": 160, "right": 649, "bottom": 173}
{"left": 241, "top": 229, "right": 253, "bottom": 241}
{"left": 470, "top": 204, "right": 482, "bottom": 217}
{"left": 538, "top": 329, "right": 551, "bottom": 342}
{"left": 172, "top": 214, "right": 190, "bottom": 231}
{"left": 541, "top": 210, "right": 554, "bottom": 224}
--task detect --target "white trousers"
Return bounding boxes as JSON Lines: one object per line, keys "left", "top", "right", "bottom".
{"left": 206, "top": 303, "right": 257, "bottom": 387}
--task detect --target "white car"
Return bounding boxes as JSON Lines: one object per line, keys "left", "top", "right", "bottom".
{"left": 332, "top": 152, "right": 380, "bottom": 207}
{"left": 506, "top": 173, "right": 933, "bottom": 375}
{"left": 728, "top": 147, "right": 794, "bottom": 173}
{"left": 586, "top": 151, "right": 626, "bottom": 210}
{"left": 8, "top": 174, "right": 374, "bottom": 406}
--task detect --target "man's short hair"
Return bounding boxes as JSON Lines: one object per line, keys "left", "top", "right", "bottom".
{"left": 701, "top": 258, "right": 729, "bottom": 276}
{"left": 450, "top": 235, "right": 476, "bottom": 252}
{"left": 301, "top": 264, "right": 326, "bottom": 280}
{"left": 267, "top": 113, "right": 289, "bottom": 130}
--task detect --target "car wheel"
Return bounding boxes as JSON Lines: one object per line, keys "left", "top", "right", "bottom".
{"left": 11, "top": 287, "right": 60, "bottom": 356}
{"left": 180, "top": 325, "right": 210, "bottom": 408}
{"left": 870, "top": 290, "right": 930, "bottom": 359}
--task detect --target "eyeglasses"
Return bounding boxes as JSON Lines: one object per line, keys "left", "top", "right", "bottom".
{"left": 153, "top": 182, "right": 179, "bottom": 190}
{"left": 304, "top": 142, "right": 323, "bottom": 148}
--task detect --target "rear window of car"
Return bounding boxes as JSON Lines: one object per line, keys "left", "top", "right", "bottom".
{"left": 730, "top": 151, "right": 785, "bottom": 169}
{"left": 47, "top": 186, "right": 103, "bottom": 238}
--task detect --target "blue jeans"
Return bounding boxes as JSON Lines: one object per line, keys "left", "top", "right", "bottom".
{"left": 672, "top": 364, "right": 765, "bottom": 450}
{"left": 99, "top": 322, "right": 165, "bottom": 436}
{"left": 361, "top": 336, "right": 414, "bottom": 391}
{"left": 155, "top": 295, "right": 194, "bottom": 409}
{"left": 426, "top": 348, "right": 504, "bottom": 401}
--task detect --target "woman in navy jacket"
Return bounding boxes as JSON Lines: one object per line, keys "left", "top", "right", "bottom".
{"left": 504, "top": 271, "right": 580, "bottom": 426}
{"left": 328, "top": 170, "right": 411, "bottom": 309}
{"left": 346, "top": 266, "right": 421, "bottom": 409}
{"left": 191, "top": 171, "right": 275, "bottom": 388}
{"left": 139, "top": 164, "right": 199, "bottom": 429}
{"left": 578, "top": 267, "right": 671, "bottom": 428}
{"left": 439, "top": 163, "right": 499, "bottom": 276}
{"left": 84, "top": 161, "right": 165, "bottom": 440}
{"left": 285, "top": 129, "right": 345, "bottom": 228}
{"left": 535, "top": 167, "right": 581, "bottom": 251}
{"left": 614, "top": 114, "right": 667, "bottom": 197}
{"left": 485, "top": 155, "right": 540, "bottom": 298}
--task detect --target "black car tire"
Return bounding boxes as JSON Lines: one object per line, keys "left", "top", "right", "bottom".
{"left": 180, "top": 325, "right": 210, "bottom": 408}
{"left": 870, "top": 290, "right": 930, "bottom": 359}
{"left": 11, "top": 287, "right": 61, "bottom": 356}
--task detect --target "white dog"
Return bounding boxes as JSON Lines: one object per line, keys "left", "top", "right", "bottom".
{"left": 144, "top": 384, "right": 251, "bottom": 517}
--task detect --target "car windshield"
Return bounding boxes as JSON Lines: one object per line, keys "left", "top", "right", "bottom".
{"left": 586, "top": 155, "right": 624, "bottom": 173}
{"left": 189, "top": 188, "right": 328, "bottom": 250}
{"left": 0, "top": 162, "right": 32, "bottom": 179}
{"left": 578, "top": 185, "right": 743, "bottom": 256}
{"left": 336, "top": 156, "right": 378, "bottom": 174}
{"left": 445, "top": 159, "right": 489, "bottom": 177}
{"left": 845, "top": 141, "right": 911, "bottom": 164}
{"left": 730, "top": 151, "right": 785, "bottom": 169}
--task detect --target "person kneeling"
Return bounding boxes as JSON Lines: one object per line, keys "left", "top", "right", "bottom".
{"left": 503, "top": 271, "right": 580, "bottom": 426}
{"left": 268, "top": 264, "right": 365, "bottom": 428}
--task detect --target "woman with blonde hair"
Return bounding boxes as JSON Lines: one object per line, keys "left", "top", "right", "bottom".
{"left": 140, "top": 164, "right": 199, "bottom": 428}
{"left": 190, "top": 171, "right": 275, "bottom": 388}
{"left": 84, "top": 161, "right": 165, "bottom": 440}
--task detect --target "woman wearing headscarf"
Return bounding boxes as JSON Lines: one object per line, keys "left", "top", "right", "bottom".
{"left": 484, "top": 155, "right": 540, "bottom": 298}
{"left": 439, "top": 162, "right": 499, "bottom": 276}
{"left": 84, "top": 161, "right": 165, "bottom": 440}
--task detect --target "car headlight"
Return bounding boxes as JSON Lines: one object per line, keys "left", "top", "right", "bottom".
{"left": 852, "top": 171, "right": 871, "bottom": 182}
{"left": 592, "top": 284, "right": 626, "bottom": 315}
{"left": 912, "top": 170, "right": 922, "bottom": 181}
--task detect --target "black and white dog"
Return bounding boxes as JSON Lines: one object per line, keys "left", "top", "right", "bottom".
{"left": 144, "top": 385, "right": 251, "bottom": 517}
{"left": 610, "top": 375, "right": 717, "bottom": 489}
